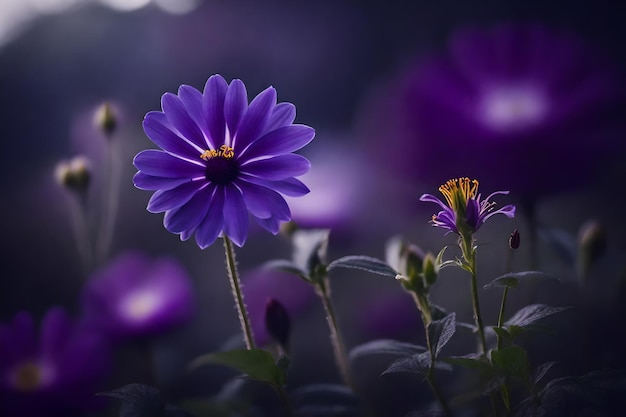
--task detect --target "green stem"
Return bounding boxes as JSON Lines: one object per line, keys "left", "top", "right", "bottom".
{"left": 274, "top": 385, "right": 294, "bottom": 417}
{"left": 425, "top": 371, "right": 451, "bottom": 416}
{"left": 223, "top": 236, "right": 256, "bottom": 350}
{"left": 68, "top": 191, "right": 94, "bottom": 274}
{"left": 96, "top": 138, "right": 121, "bottom": 266}
{"left": 496, "top": 286, "right": 510, "bottom": 351}
{"left": 316, "top": 277, "right": 353, "bottom": 389}
{"left": 461, "top": 234, "right": 488, "bottom": 354}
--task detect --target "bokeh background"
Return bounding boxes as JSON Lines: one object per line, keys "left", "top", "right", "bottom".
{"left": 1, "top": 0, "right": 626, "bottom": 416}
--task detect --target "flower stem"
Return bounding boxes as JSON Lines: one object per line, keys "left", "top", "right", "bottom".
{"left": 223, "top": 236, "right": 256, "bottom": 350}
{"left": 315, "top": 277, "right": 353, "bottom": 390}
{"left": 96, "top": 138, "right": 121, "bottom": 266}
{"left": 68, "top": 191, "right": 94, "bottom": 273}
{"left": 496, "top": 286, "right": 510, "bottom": 351}
{"left": 461, "top": 234, "right": 488, "bottom": 354}
{"left": 274, "top": 384, "right": 294, "bottom": 417}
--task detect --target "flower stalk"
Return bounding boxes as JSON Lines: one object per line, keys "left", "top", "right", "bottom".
{"left": 461, "top": 233, "right": 488, "bottom": 354}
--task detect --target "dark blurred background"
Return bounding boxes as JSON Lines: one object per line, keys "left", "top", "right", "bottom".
{"left": 1, "top": 0, "right": 626, "bottom": 415}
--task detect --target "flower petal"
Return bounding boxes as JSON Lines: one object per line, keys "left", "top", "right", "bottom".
{"left": 147, "top": 181, "right": 205, "bottom": 213}
{"left": 234, "top": 86, "right": 276, "bottom": 152}
{"left": 240, "top": 154, "right": 310, "bottom": 180}
{"left": 222, "top": 184, "right": 249, "bottom": 247}
{"left": 163, "top": 185, "right": 215, "bottom": 234}
{"left": 225, "top": 79, "right": 248, "bottom": 141}
{"left": 195, "top": 186, "right": 226, "bottom": 249}
{"left": 134, "top": 150, "right": 204, "bottom": 178}
{"left": 178, "top": 85, "right": 213, "bottom": 146}
{"left": 133, "top": 172, "right": 189, "bottom": 191}
{"left": 240, "top": 125, "right": 315, "bottom": 161}
{"left": 239, "top": 175, "right": 310, "bottom": 197}
{"left": 161, "top": 93, "right": 208, "bottom": 149}
{"left": 203, "top": 74, "right": 228, "bottom": 148}
{"left": 254, "top": 215, "right": 281, "bottom": 234}
{"left": 484, "top": 204, "right": 516, "bottom": 221}
{"left": 419, "top": 193, "right": 448, "bottom": 210}
{"left": 40, "top": 307, "right": 71, "bottom": 359}
{"left": 143, "top": 111, "right": 202, "bottom": 160}
{"left": 266, "top": 102, "right": 296, "bottom": 132}
{"left": 236, "top": 180, "right": 291, "bottom": 220}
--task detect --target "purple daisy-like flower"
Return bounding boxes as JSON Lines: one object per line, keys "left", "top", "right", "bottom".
{"left": 133, "top": 74, "right": 315, "bottom": 248}
{"left": 0, "top": 308, "right": 111, "bottom": 417}
{"left": 420, "top": 177, "right": 515, "bottom": 235}
{"left": 80, "top": 251, "right": 195, "bottom": 340}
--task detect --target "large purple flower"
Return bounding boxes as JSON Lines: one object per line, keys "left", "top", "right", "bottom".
{"left": 80, "top": 251, "right": 195, "bottom": 340}
{"left": 133, "top": 74, "right": 315, "bottom": 248}
{"left": 359, "top": 24, "right": 625, "bottom": 196}
{"left": 0, "top": 308, "right": 111, "bottom": 417}
{"left": 420, "top": 177, "right": 515, "bottom": 235}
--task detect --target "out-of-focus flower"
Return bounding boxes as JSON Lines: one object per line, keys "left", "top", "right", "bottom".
{"left": 357, "top": 291, "right": 420, "bottom": 340}
{"left": 54, "top": 156, "right": 91, "bottom": 194}
{"left": 420, "top": 177, "right": 515, "bottom": 235}
{"left": 80, "top": 251, "right": 195, "bottom": 341}
{"left": 133, "top": 74, "right": 315, "bottom": 248}
{"left": 0, "top": 308, "right": 111, "bottom": 417}
{"left": 359, "top": 24, "right": 625, "bottom": 197}
{"left": 242, "top": 268, "right": 315, "bottom": 347}
{"left": 264, "top": 298, "right": 291, "bottom": 352}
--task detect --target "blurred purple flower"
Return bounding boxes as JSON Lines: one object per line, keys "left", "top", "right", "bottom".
{"left": 133, "top": 74, "right": 315, "bottom": 248}
{"left": 357, "top": 292, "right": 420, "bottom": 340}
{"left": 80, "top": 251, "right": 195, "bottom": 341}
{"left": 242, "top": 268, "right": 316, "bottom": 347}
{"left": 0, "top": 308, "right": 111, "bottom": 417}
{"left": 420, "top": 177, "right": 515, "bottom": 235}
{"left": 360, "top": 24, "right": 625, "bottom": 196}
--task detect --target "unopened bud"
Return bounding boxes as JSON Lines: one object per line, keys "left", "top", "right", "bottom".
{"left": 509, "top": 229, "right": 520, "bottom": 250}
{"left": 94, "top": 102, "right": 117, "bottom": 137}
{"left": 422, "top": 253, "right": 438, "bottom": 287}
{"left": 265, "top": 298, "right": 291, "bottom": 352}
{"left": 55, "top": 156, "right": 91, "bottom": 193}
{"left": 577, "top": 220, "right": 606, "bottom": 283}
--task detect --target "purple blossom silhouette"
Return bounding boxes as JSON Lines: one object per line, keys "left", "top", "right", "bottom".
{"left": 133, "top": 74, "right": 315, "bottom": 248}
{"left": 0, "top": 308, "right": 111, "bottom": 417}
{"left": 80, "top": 251, "right": 195, "bottom": 341}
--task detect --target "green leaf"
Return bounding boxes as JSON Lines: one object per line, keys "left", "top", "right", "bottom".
{"left": 327, "top": 255, "right": 398, "bottom": 278}
{"left": 532, "top": 361, "right": 556, "bottom": 386}
{"left": 263, "top": 259, "right": 310, "bottom": 282}
{"left": 505, "top": 304, "right": 571, "bottom": 328}
{"left": 490, "top": 345, "right": 530, "bottom": 381}
{"left": 484, "top": 271, "right": 559, "bottom": 289}
{"left": 348, "top": 339, "right": 426, "bottom": 362}
{"left": 428, "top": 313, "right": 456, "bottom": 358}
{"left": 381, "top": 351, "right": 432, "bottom": 380}
{"left": 492, "top": 327, "right": 512, "bottom": 345}
{"left": 188, "top": 349, "right": 285, "bottom": 386}
{"left": 445, "top": 353, "right": 491, "bottom": 371}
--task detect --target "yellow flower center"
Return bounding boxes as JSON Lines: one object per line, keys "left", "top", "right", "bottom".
{"left": 200, "top": 145, "right": 235, "bottom": 161}
{"left": 12, "top": 362, "right": 43, "bottom": 392}
{"left": 438, "top": 177, "right": 479, "bottom": 211}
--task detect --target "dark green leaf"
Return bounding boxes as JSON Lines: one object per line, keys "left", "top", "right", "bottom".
{"left": 188, "top": 349, "right": 284, "bottom": 386}
{"left": 293, "top": 384, "right": 359, "bottom": 417}
{"left": 505, "top": 304, "right": 571, "bottom": 328}
{"left": 327, "top": 255, "right": 398, "bottom": 278}
{"left": 381, "top": 352, "right": 432, "bottom": 380}
{"left": 428, "top": 313, "right": 456, "bottom": 358}
{"left": 263, "top": 259, "right": 310, "bottom": 282}
{"left": 492, "top": 327, "right": 512, "bottom": 345}
{"left": 491, "top": 345, "right": 530, "bottom": 381}
{"left": 532, "top": 361, "right": 557, "bottom": 385}
{"left": 348, "top": 339, "right": 426, "bottom": 362}
{"left": 484, "top": 271, "right": 559, "bottom": 289}
{"left": 445, "top": 353, "right": 491, "bottom": 371}
{"left": 97, "top": 384, "right": 165, "bottom": 417}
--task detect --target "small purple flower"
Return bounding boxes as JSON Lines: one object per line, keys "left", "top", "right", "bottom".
{"left": 80, "top": 251, "right": 195, "bottom": 340}
{"left": 133, "top": 74, "right": 315, "bottom": 248}
{"left": 420, "top": 177, "right": 515, "bottom": 235}
{"left": 0, "top": 308, "right": 111, "bottom": 417}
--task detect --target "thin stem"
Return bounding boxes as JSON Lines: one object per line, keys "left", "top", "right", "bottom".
{"left": 223, "top": 236, "right": 256, "bottom": 350}
{"left": 315, "top": 277, "right": 353, "bottom": 389}
{"left": 274, "top": 385, "right": 294, "bottom": 417}
{"left": 461, "top": 234, "right": 488, "bottom": 354}
{"left": 68, "top": 192, "right": 94, "bottom": 273}
{"left": 96, "top": 138, "right": 121, "bottom": 265}
{"left": 496, "top": 286, "right": 510, "bottom": 351}
{"left": 426, "top": 373, "right": 451, "bottom": 417}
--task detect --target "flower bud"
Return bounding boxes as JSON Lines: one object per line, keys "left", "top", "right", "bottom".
{"left": 509, "top": 229, "right": 520, "bottom": 250}
{"left": 94, "top": 102, "right": 117, "bottom": 138}
{"left": 264, "top": 298, "right": 291, "bottom": 352}
{"left": 422, "top": 252, "right": 438, "bottom": 287}
{"left": 577, "top": 220, "right": 606, "bottom": 283}
{"left": 55, "top": 156, "right": 91, "bottom": 193}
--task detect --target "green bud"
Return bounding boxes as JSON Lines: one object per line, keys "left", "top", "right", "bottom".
{"left": 422, "top": 252, "right": 438, "bottom": 286}
{"left": 94, "top": 102, "right": 117, "bottom": 137}
{"left": 55, "top": 156, "right": 91, "bottom": 193}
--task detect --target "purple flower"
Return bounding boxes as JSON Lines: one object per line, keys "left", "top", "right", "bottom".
{"left": 359, "top": 24, "right": 625, "bottom": 196}
{"left": 420, "top": 177, "right": 515, "bottom": 235}
{"left": 133, "top": 74, "right": 315, "bottom": 248}
{"left": 0, "top": 308, "right": 111, "bottom": 417}
{"left": 80, "top": 251, "right": 195, "bottom": 340}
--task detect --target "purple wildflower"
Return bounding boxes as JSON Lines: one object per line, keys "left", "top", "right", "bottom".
{"left": 0, "top": 308, "right": 111, "bottom": 417}
{"left": 420, "top": 177, "right": 515, "bottom": 235}
{"left": 133, "top": 74, "right": 315, "bottom": 248}
{"left": 80, "top": 251, "right": 195, "bottom": 341}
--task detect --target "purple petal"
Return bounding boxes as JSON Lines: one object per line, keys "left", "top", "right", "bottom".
{"left": 266, "top": 102, "right": 296, "bottom": 132}
{"left": 236, "top": 180, "right": 291, "bottom": 220}
{"left": 161, "top": 93, "right": 208, "bottom": 149}
{"left": 234, "top": 86, "right": 276, "bottom": 151}
{"left": 483, "top": 190, "right": 510, "bottom": 202}
{"left": 143, "top": 112, "right": 202, "bottom": 160}
{"left": 178, "top": 85, "right": 213, "bottom": 146}
{"left": 40, "top": 307, "right": 71, "bottom": 360}
{"left": 147, "top": 181, "right": 206, "bottom": 213}
{"left": 239, "top": 175, "right": 310, "bottom": 197}
{"left": 133, "top": 172, "right": 189, "bottom": 191}
{"left": 484, "top": 204, "right": 516, "bottom": 221}
{"left": 239, "top": 125, "right": 315, "bottom": 161}
{"left": 134, "top": 150, "right": 204, "bottom": 178}
{"left": 254, "top": 215, "right": 281, "bottom": 234}
{"left": 222, "top": 184, "right": 249, "bottom": 247}
{"left": 195, "top": 186, "right": 225, "bottom": 249}
{"left": 203, "top": 74, "right": 228, "bottom": 148}
{"left": 240, "top": 154, "right": 310, "bottom": 180}
{"left": 164, "top": 185, "right": 215, "bottom": 234}
{"left": 224, "top": 79, "right": 248, "bottom": 141}
{"left": 419, "top": 193, "right": 448, "bottom": 210}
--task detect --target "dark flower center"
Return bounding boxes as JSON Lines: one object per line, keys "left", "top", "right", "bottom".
{"left": 201, "top": 145, "right": 239, "bottom": 185}
{"left": 13, "top": 362, "right": 43, "bottom": 391}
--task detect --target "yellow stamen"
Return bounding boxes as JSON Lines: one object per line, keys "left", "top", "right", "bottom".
{"left": 438, "top": 178, "right": 479, "bottom": 210}
{"left": 200, "top": 145, "right": 235, "bottom": 161}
